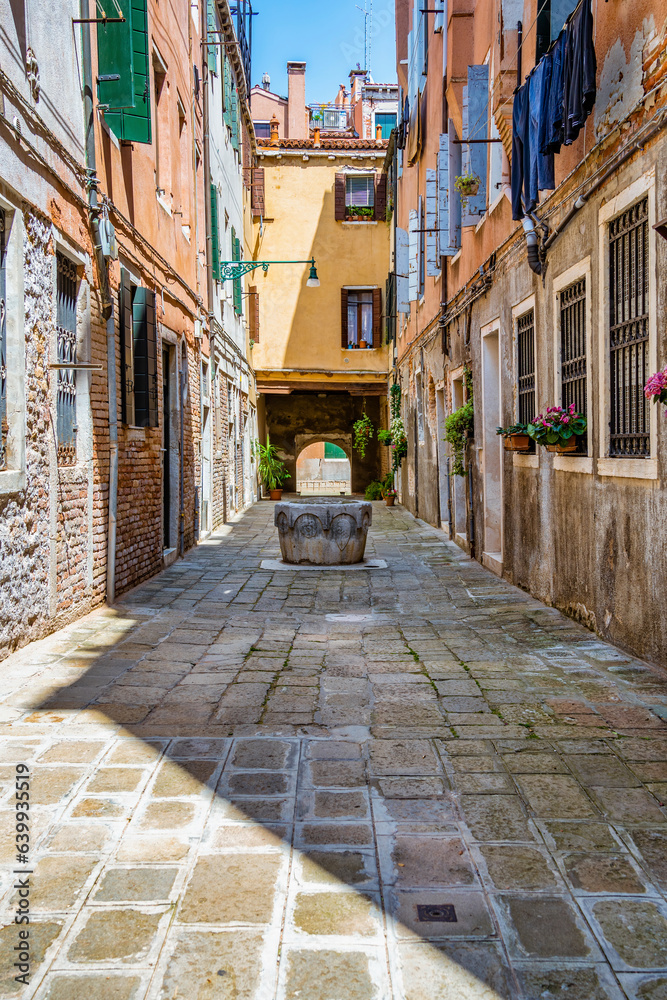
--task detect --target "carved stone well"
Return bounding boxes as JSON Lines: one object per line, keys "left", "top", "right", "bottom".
{"left": 274, "top": 499, "right": 372, "bottom": 565}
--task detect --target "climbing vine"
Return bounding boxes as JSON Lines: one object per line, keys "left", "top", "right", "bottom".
{"left": 444, "top": 368, "right": 474, "bottom": 476}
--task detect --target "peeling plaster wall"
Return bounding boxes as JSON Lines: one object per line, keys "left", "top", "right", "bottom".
{"left": 595, "top": 17, "right": 655, "bottom": 138}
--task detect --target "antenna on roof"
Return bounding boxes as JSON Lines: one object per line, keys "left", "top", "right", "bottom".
{"left": 355, "top": 0, "right": 373, "bottom": 77}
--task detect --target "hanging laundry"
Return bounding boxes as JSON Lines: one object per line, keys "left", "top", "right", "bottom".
{"left": 511, "top": 67, "right": 555, "bottom": 221}
{"left": 540, "top": 29, "right": 567, "bottom": 155}
{"left": 563, "top": 0, "right": 597, "bottom": 144}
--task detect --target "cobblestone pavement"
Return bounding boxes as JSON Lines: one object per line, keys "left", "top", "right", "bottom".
{"left": 1, "top": 501, "right": 667, "bottom": 1000}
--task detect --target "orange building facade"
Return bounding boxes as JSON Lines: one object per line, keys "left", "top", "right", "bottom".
{"left": 391, "top": 0, "right": 667, "bottom": 665}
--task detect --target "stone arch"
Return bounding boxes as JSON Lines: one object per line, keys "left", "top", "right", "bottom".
{"left": 295, "top": 434, "right": 352, "bottom": 496}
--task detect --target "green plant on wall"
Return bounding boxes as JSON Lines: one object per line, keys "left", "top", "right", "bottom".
{"left": 444, "top": 369, "right": 474, "bottom": 476}
{"left": 353, "top": 412, "right": 374, "bottom": 459}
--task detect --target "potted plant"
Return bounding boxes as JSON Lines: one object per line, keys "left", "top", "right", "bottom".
{"left": 256, "top": 435, "right": 291, "bottom": 499}
{"left": 645, "top": 366, "right": 667, "bottom": 411}
{"left": 454, "top": 173, "right": 480, "bottom": 200}
{"left": 527, "top": 404, "right": 587, "bottom": 453}
{"left": 384, "top": 487, "right": 397, "bottom": 507}
{"left": 353, "top": 412, "right": 374, "bottom": 459}
{"left": 377, "top": 429, "right": 392, "bottom": 447}
{"left": 496, "top": 423, "right": 531, "bottom": 452}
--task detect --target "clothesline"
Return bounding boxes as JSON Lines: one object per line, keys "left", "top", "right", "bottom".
{"left": 464, "top": 0, "right": 552, "bottom": 145}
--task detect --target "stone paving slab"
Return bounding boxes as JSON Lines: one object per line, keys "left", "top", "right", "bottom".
{"left": 0, "top": 501, "right": 666, "bottom": 999}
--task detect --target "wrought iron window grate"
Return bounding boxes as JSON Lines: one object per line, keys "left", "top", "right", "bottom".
{"left": 56, "top": 251, "right": 78, "bottom": 465}
{"left": 560, "top": 277, "right": 587, "bottom": 451}
{"left": 517, "top": 309, "right": 536, "bottom": 427}
{"left": 609, "top": 197, "right": 649, "bottom": 457}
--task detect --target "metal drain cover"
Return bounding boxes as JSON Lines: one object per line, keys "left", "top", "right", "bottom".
{"left": 416, "top": 904, "right": 457, "bottom": 922}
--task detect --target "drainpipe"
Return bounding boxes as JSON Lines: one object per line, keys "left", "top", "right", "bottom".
{"left": 522, "top": 217, "right": 543, "bottom": 275}
{"left": 180, "top": 358, "right": 185, "bottom": 556}
{"left": 80, "top": 0, "right": 118, "bottom": 603}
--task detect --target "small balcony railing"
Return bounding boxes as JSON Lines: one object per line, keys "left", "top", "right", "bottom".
{"left": 309, "top": 104, "right": 350, "bottom": 131}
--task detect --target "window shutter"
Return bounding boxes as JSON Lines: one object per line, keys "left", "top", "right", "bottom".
{"left": 418, "top": 195, "right": 424, "bottom": 296}
{"left": 206, "top": 0, "right": 218, "bottom": 73}
{"left": 334, "top": 173, "right": 346, "bottom": 220}
{"left": 372, "top": 288, "right": 382, "bottom": 348}
{"left": 119, "top": 268, "right": 135, "bottom": 425}
{"left": 251, "top": 167, "right": 265, "bottom": 216}
{"left": 105, "top": 0, "right": 151, "bottom": 144}
{"left": 231, "top": 85, "right": 239, "bottom": 151}
{"left": 340, "top": 288, "right": 349, "bottom": 347}
{"left": 462, "top": 65, "right": 489, "bottom": 225}
{"left": 210, "top": 184, "right": 220, "bottom": 280}
{"left": 146, "top": 290, "right": 158, "bottom": 427}
{"left": 396, "top": 226, "right": 410, "bottom": 313}
{"left": 96, "top": 0, "right": 135, "bottom": 110}
{"left": 374, "top": 174, "right": 387, "bottom": 221}
{"left": 438, "top": 129, "right": 460, "bottom": 255}
{"left": 132, "top": 286, "right": 156, "bottom": 427}
{"left": 248, "top": 285, "right": 259, "bottom": 343}
{"left": 447, "top": 119, "right": 462, "bottom": 251}
{"left": 232, "top": 230, "right": 242, "bottom": 315}
{"left": 408, "top": 209, "right": 418, "bottom": 302}
{"left": 433, "top": 0, "right": 444, "bottom": 32}
{"left": 425, "top": 168, "right": 440, "bottom": 276}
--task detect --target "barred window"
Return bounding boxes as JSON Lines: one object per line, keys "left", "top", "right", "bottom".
{"left": 517, "top": 309, "right": 536, "bottom": 427}
{"left": 0, "top": 209, "right": 6, "bottom": 470}
{"left": 609, "top": 197, "right": 649, "bottom": 457}
{"left": 56, "top": 251, "right": 78, "bottom": 465}
{"left": 560, "top": 276, "right": 587, "bottom": 452}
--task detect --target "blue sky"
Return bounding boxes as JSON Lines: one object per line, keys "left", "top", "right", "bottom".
{"left": 250, "top": 0, "right": 397, "bottom": 104}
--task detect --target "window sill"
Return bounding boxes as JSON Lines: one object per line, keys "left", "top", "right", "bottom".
{"left": 0, "top": 469, "right": 26, "bottom": 495}
{"left": 450, "top": 249, "right": 462, "bottom": 265}
{"left": 552, "top": 455, "right": 593, "bottom": 474}
{"left": 513, "top": 453, "right": 538, "bottom": 469}
{"left": 597, "top": 457, "right": 658, "bottom": 481}
{"left": 156, "top": 192, "right": 172, "bottom": 216}
{"left": 342, "top": 220, "right": 378, "bottom": 226}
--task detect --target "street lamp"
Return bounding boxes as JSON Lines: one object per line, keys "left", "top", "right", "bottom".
{"left": 219, "top": 257, "right": 320, "bottom": 286}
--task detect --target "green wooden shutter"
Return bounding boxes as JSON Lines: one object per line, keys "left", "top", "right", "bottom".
{"left": 210, "top": 185, "right": 220, "bottom": 280}
{"left": 132, "top": 286, "right": 150, "bottom": 426}
{"left": 206, "top": 0, "right": 218, "bottom": 73}
{"left": 105, "top": 0, "right": 151, "bottom": 144}
{"left": 231, "top": 85, "right": 239, "bottom": 151}
{"left": 119, "top": 269, "right": 135, "bottom": 425}
{"left": 96, "top": 0, "right": 135, "bottom": 110}
{"left": 223, "top": 57, "right": 232, "bottom": 129}
{"left": 232, "top": 229, "right": 242, "bottom": 315}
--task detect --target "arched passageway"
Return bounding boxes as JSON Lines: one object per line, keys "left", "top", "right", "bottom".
{"left": 296, "top": 440, "right": 352, "bottom": 495}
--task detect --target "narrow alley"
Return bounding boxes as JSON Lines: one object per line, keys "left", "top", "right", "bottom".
{"left": 1, "top": 503, "right": 666, "bottom": 1000}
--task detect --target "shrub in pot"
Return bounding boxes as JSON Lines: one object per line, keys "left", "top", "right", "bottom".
{"left": 255, "top": 435, "right": 291, "bottom": 499}
{"left": 496, "top": 423, "right": 532, "bottom": 452}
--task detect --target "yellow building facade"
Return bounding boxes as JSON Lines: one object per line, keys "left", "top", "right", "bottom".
{"left": 250, "top": 132, "right": 393, "bottom": 492}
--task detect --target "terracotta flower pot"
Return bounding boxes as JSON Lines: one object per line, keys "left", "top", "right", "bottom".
{"left": 385, "top": 495, "right": 396, "bottom": 506}
{"left": 269, "top": 488, "right": 283, "bottom": 500}
{"left": 503, "top": 433, "right": 531, "bottom": 452}
{"left": 546, "top": 438, "right": 578, "bottom": 453}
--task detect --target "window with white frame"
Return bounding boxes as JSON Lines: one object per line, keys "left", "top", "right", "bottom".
{"left": 608, "top": 196, "right": 650, "bottom": 458}
{"left": 559, "top": 276, "right": 587, "bottom": 453}
{"left": 346, "top": 175, "right": 374, "bottom": 214}
{"left": 517, "top": 308, "right": 536, "bottom": 428}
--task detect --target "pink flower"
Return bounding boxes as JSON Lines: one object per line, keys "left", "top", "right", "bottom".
{"left": 563, "top": 416, "right": 569, "bottom": 424}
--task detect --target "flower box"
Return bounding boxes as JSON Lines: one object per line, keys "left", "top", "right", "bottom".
{"left": 503, "top": 433, "right": 531, "bottom": 452}
{"left": 546, "top": 439, "right": 577, "bottom": 454}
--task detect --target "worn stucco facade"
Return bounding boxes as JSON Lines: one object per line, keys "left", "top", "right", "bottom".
{"left": 392, "top": 0, "right": 667, "bottom": 666}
